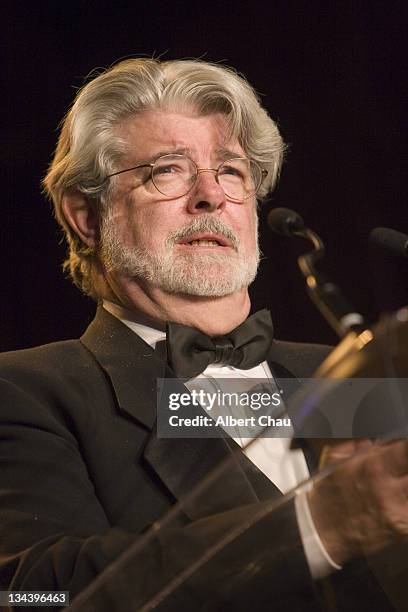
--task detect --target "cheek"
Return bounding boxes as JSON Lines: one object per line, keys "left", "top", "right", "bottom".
{"left": 107, "top": 198, "right": 137, "bottom": 244}
{"left": 237, "top": 207, "right": 258, "bottom": 247}
{"left": 129, "top": 206, "right": 176, "bottom": 250}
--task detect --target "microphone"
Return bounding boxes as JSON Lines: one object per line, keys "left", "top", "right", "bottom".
{"left": 370, "top": 227, "right": 408, "bottom": 258}
{"left": 268, "top": 207, "right": 366, "bottom": 337}
{"left": 267, "top": 207, "right": 305, "bottom": 237}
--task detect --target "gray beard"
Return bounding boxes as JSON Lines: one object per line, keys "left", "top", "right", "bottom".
{"left": 100, "top": 215, "right": 260, "bottom": 297}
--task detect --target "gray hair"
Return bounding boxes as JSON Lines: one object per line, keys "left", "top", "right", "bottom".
{"left": 43, "top": 58, "right": 286, "bottom": 298}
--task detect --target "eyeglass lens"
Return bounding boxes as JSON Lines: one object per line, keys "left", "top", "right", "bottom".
{"left": 151, "top": 155, "right": 261, "bottom": 200}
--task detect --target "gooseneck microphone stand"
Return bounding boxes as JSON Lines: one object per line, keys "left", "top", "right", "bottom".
{"left": 268, "top": 207, "right": 366, "bottom": 338}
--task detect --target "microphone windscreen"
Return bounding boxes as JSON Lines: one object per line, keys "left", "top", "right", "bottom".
{"left": 370, "top": 227, "right": 408, "bottom": 257}
{"left": 267, "top": 207, "right": 305, "bottom": 237}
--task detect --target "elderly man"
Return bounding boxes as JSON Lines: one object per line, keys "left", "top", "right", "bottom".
{"left": 0, "top": 58, "right": 405, "bottom": 611}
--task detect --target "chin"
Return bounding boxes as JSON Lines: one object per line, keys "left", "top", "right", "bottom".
{"left": 100, "top": 238, "right": 259, "bottom": 297}
{"left": 157, "top": 255, "right": 258, "bottom": 297}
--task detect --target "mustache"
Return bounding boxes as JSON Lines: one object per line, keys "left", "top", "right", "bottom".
{"left": 166, "top": 216, "right": 239, "bottom": 251}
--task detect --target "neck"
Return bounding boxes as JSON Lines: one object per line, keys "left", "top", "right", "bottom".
{"left": 102, "top": 274, "right": 251, "bottom": 335}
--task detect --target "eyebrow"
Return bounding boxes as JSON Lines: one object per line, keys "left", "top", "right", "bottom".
{"left": 215, "top": 147, "right": 245, "bottom": 160}
{"left": 141, "top": 147, "right": 193, "bottom": 164}
{"left": 139, "top": 146, "right": 245, "bottom": 165}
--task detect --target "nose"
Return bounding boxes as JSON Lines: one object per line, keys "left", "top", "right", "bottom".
{"left": 186, "top": 168, "right": 226, "bottom": 214}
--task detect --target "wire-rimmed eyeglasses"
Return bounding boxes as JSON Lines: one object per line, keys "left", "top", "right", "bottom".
{"left": 106, "top": 154, "right": 268, "bottom": 202}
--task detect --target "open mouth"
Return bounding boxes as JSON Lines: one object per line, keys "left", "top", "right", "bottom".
{"left": 186, "top": 239, "right": 223, "bottom": 247}
{"left": 176, "top": 233, "right": 233, "bottom": 248}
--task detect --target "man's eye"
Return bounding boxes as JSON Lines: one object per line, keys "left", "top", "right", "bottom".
{"left": 220, "top": 165, "right": 244, "bottom": 178}
{"left": 155, "top": 165, "right": 181, "bottom": 175}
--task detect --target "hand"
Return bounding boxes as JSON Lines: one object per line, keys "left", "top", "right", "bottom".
{"left": 307, "top": 438, "right": 408, "bottom": 566}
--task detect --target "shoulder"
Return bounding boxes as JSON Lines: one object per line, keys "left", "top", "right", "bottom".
{"left": 0, "top": 340, "right": 111, "bottom": 424}
{"left": 268, "top": 339, "right": 333, "bottom": 378}
{"left": 0, "top": 339, "right": 94, "bottom": 381}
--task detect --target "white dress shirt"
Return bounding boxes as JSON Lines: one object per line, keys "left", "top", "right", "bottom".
{"left": 103, "top": 300, "right": 341, "bottom": 579}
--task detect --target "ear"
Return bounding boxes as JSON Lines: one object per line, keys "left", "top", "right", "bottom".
{"left": 62, "top": 192, "right": 99, "bottom": 248}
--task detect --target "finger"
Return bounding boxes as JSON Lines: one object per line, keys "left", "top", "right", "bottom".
{"left": 318, "top": 438, "right": 373, "bottom": 469}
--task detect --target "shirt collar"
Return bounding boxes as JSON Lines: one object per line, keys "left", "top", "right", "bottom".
{"left": 102, "top": 300, "right": 166, "bottom": 348}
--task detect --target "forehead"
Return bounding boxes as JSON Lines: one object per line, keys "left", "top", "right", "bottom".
{"left": 114, "top": 110, "right": 245, "bottom": 160}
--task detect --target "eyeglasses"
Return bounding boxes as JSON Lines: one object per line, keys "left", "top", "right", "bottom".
{"left": 106, "top": 154, "right": 268, "bottom": 201}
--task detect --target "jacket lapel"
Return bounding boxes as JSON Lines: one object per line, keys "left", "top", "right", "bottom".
{"left": 81, "top": 305, "right": 164, "bottom": 429}
{"left": 143, "top": 430, "right": 270, "bottom": 520}
{"left": 267, "top": 350, "right": 324, "bottom": 472}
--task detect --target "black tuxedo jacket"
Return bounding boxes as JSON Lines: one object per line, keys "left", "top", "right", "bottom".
{"left": 0, "top": 308, "right": 389, "bottom": 611}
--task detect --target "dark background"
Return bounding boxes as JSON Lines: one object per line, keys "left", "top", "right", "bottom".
{"left": 3, "top": 1, "right": 407, "bottom": 351}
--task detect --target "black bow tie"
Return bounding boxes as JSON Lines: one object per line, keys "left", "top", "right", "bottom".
{"left": 161, "top": 309, "right": 274, "bottom": 380}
